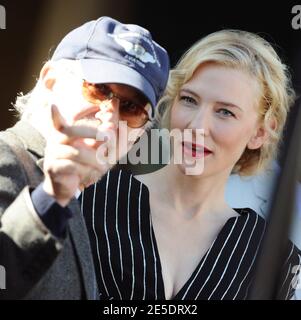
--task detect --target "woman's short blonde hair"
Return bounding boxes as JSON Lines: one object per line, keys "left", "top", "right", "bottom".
{"left": 155, "top": 30, "right": 296, "bottom": 176}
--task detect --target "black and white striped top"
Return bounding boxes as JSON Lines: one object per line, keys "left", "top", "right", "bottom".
{"left": 81, "top": 169, "right": 301, "bottom": 300}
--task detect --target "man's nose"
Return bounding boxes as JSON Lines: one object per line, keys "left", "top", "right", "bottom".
{"left": 95, "top": 98, "right": 120, "bottom": 127}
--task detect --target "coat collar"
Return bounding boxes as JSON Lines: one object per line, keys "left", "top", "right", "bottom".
{"left": 8, "top": 120, "right": 46, "bottom": 159}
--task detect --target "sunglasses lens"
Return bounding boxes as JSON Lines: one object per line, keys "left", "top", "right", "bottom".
{"left": 120, "top": 103, "right": 149, "bottom": 128}
{"left": 82, "top": 81, "right": 149, "bottom": 127}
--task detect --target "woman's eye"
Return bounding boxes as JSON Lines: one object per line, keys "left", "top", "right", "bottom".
{"left": 179, "top": 95, "right": 197, "bottom": 105}
{"left": 217, "top": 108, "right": 235, "bottom": 118}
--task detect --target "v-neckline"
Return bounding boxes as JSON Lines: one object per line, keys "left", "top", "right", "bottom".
{"left": 151, "top": 213, "right": 244, "bottom": 300}
{"left": 132, "top": 174, "right": 249, "bottom": 300}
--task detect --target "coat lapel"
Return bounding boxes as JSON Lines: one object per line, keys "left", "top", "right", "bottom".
{"left": 67, "top": 197, "right": 98, "bottom": 299}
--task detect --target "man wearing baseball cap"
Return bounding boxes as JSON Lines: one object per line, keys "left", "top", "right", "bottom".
{"left": 0, "top": 16, "right": 169, "bottom": 299}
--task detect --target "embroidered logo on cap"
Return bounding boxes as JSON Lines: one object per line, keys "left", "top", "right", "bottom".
{"left": 109, "top": 32, "right": 160, "bottom": 68}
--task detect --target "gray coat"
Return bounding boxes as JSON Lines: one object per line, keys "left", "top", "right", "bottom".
{"left": 0, "top": 121, "right": 98, "bottom": 300}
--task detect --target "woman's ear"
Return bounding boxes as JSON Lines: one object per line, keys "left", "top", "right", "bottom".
{"left": 247, "top": 127, "right": 268, "bottom": 150}
{"left": 247, "top": 118, "right": 276, "bottom": 150}
{"left": 39, "top": 61, "right": 57, "bottom": 91}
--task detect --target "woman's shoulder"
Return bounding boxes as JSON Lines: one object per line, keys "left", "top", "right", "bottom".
{"left": 235, "top": 208, "right": 301, "bottom": 256}
{"left": 234, "top": 207, "right": 266, "bottom": 226}
{"left": 226, "top": 207, "right": 267, "bottom": 242}
{"left": 235, "top": 208, "right": 301, "bottom": 298}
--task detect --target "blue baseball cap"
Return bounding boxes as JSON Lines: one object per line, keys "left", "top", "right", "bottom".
{"left": 52, "top": 16, "right": 170, "bottom": 111}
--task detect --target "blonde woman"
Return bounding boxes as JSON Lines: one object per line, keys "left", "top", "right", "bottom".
{"left": 81, "top": 30, "right": 301, "bottom": 300}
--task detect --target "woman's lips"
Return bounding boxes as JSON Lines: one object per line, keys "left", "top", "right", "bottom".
{"left": 182, "top": 142, "right": 213, "bottom": 159}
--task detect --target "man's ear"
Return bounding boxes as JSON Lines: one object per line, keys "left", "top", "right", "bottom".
{"left": 39, "top": 61, "right": 57, "bottom": 91}
{"left": 247, "top": 118, "right": 276, "bottom": 150}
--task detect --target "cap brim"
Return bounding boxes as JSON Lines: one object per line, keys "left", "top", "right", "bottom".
{"left": 80, "top": 59, "right": 156, "bottom": 109}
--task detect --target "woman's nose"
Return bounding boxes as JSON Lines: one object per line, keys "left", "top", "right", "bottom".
{"left": 187, "top": 107, "right": 211, "bottom": 136}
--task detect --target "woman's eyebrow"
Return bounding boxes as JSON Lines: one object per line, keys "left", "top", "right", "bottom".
{"left": 216, "top": 101, "right": 243, "bottom": 111}
{"left": 180, "top": 88, "right": 199, "bottom": 97}
{"left": 181, "top": 88, "right": 243, "bottom": 111}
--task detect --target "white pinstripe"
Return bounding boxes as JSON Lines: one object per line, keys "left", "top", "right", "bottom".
{"left": 138, "top": 183, "right": 147, "bottom": 299}
{"left": 115, "top": 170, "right": 124, "bottom": 282}
{"left": 181, "top": 224, "right": 225, "bottom": 299}
{"left": 233, "top": 220, "right": 266, "bottom": 299}
{"left": 127, "top": 175, "right": 135, "bottom": 299}
{"left": 221, "top": 213, "right": 258, "bottom": 299}
{"left": 284, "top": 263, "right": 293, "bottom": 300}
{"left": 277, "top": 242, "right": 295, "bottom": 297}
{"left": 195, "top": 218, "right": 239, "bottom": 299}
{"left": 279, "top": 263, "right": 292, "bottom": 296}
{"left": 208, "top": 213, "right": 251, "bottom": 299}
{"left": 149, "top": 204, "right": 158, "bottom": 300}
{"left": 284, "top": 252, "right": 301, "bottom": 300}
{"left": 104, "top": 171, "right": 122, "bottom": 299}
{"left": 91, "top": 182, "right": 109, "bottom": 296}
{"left": 282, "top": 242, "right": 294, "bottom": 268}
{"left": 290, "top": 253, "right": 301, "bottom": 295}
{"left": 281, "top": 244, "right": 301, "bottom": 299}
{"left": 243, "top": 278, "right": 253, "bottom": 300}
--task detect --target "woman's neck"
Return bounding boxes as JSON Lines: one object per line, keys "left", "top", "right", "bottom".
{"left": 141, "top": 163, "right": 233, "bottom": 221}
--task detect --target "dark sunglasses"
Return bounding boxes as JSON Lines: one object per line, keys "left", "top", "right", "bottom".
{"left": 82, "top": 81, "right": 150, "bottom": 128}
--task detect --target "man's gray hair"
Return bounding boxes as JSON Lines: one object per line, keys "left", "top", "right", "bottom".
{"left": 13, "top": 59, "right": 81, "bottom": 121}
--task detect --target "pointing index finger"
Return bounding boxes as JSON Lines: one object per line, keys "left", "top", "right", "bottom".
{"left": 51, "top": 104, "right": 98, "bottom": 143}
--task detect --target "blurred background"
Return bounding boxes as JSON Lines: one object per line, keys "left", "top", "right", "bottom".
{"left": 0, "top": 0, "right": 300, "bottom": 131}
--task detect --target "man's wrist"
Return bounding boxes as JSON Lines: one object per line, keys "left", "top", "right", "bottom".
{"left": 42, "top": 179, "right": 71, "bottom": 207}
{"left": 31, "top": 183, "right": 73, "bottom": 238}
